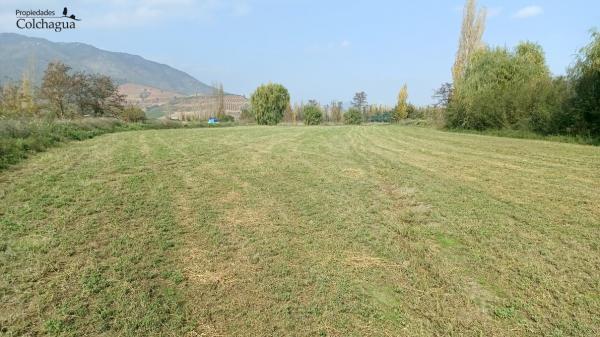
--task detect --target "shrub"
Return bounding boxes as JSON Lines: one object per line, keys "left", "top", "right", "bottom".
{"left": 303, "top": 105, "right": 322, "bottom": 125}
{"left": 408, "top": 105, "right": 445, "bottom": 125}
{"left": 120, "top": 106, "right": 146, "bottom": 122}
{"left": 217, "top": 114, "right": 235, "bottom": 123}
{"left": 406, "top": 104, "right": 419, "bottom": 119}
{"left": 250, "top": 83, "right": 290, "bottom": 125}
{"left": 344, "top": 108, "right": 362, "bottom": 125}
{"left": 369, "top": 111, "right": 393, "bottom": 123}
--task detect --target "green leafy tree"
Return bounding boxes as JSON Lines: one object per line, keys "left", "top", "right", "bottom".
{"left": 406, "top": 104, "right": 418, "bottom": 119}
{"left": 344, "top": 107, "right": 362, "bottom": 125}
{"left": 72, "top": 72, "right": 124, "bottom": 117}
{"left": 545, "top": 76, "right": 576, "bottom": 134}
{"left": 448, "top": 42, "right": 559, "bottom": 131}
{"left": 250, "top": 83, "right": 290, "bottom": 125}
{"left": 4, "top": 61, "right": 125, "bottom": 119}
{"left": 303, "top": 104, "right": 322, "bottom": 125}
{"left": 570, "top": 30, "right": 600, "bottom": 134}
{"left": 41, "top": 62, "right": 74, "bottom": 118}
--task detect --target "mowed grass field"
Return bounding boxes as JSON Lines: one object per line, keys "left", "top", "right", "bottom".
{"left": 1, "top": 125, "right": 599, "bottom": 336}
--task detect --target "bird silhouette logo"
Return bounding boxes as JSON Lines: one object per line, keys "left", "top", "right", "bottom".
{"left": 62, "top": 7, "right": 81, "bottom": 21}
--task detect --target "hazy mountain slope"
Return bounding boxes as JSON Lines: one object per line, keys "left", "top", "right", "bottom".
{"left": 0, "top": 33, "right": 213, "bottom": 95}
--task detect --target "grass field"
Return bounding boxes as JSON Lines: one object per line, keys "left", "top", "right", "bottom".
{"left": 1, "top": 125, "right": 599, "bottom": 336}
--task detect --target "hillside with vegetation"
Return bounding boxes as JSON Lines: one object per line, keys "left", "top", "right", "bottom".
{"left": 119, "top": 83, "right": 186, "bottom": 109}
{"left": 0, "top": 33, "right": 213, "bottom": 95}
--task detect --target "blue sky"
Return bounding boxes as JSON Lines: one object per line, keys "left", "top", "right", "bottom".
{"left": 1, "top": 0, "right": 599, "bottom": 105}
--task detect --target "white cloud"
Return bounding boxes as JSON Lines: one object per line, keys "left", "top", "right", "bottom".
{"left": 340, "top": 40, "right": 351, "bottom": 48}
{"left": 513, "top": 5, "right": 543, "bottom": 19}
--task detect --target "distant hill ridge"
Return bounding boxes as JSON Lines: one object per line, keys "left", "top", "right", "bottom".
{"left": 0, "top": 33, "right": 214, "bottom": 95}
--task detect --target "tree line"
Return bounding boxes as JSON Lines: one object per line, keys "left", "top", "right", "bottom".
{"left": 245, "top": 85, "right": 417, "bottom": 126}
{"left": 445, "top": 0, "right": 599, "bottom": 137}
{"left": 0, "top": 61, "right": 145, "bottom": 121}
{"left": 246, "top": 0, "right": 598, "bottom": 139}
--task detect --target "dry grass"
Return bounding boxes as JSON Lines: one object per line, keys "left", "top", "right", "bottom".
{"left": 1, "top": 125, "right": 599, "bottom": 336}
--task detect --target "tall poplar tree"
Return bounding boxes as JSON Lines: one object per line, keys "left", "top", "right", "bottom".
{"left": 452, "top": 0, "right": 487, "bottom": 85}
{"left": 393, "top": 84, "right": 409, "bottom": 122}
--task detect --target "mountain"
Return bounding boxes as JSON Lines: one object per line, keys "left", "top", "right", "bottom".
{"left": 0, "top": 33, "right": 213, "bottom": 95}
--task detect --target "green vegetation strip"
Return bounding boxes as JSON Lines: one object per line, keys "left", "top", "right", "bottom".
{"left": 0, "top": 118, "right": 234, "bottom": 170}
{"left": 1, "top": 126, "right": 599, "bottom": 336}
